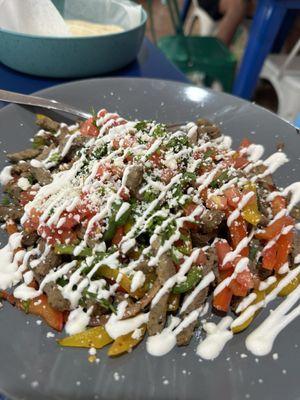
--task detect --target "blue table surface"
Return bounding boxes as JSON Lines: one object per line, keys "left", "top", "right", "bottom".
{"left": 0, "top": 37, "right": 188, "bottom": 97}
{"left": 0, "top": 37, "right": 187, "bottom": 400}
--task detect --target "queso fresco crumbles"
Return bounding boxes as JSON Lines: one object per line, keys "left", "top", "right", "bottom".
{"left": 1, "top": 109, "right": 300, "bottom": 359}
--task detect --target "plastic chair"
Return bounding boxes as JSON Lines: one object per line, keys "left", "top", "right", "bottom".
{"left": 157, "top": 0, "right": 237, "bottom": 92}
{"left": 233, "top": 0, "right": 300, "bottom": 99}
{"left": 260, "top": 39, "right": 300, "bottom": 122}
{"left": 184, "top": 0, "right": 216, "bottom": 36}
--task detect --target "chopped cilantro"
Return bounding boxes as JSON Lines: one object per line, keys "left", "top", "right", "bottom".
{"left": 143, "top": 190, "right": 157, "bottom": 203}
{"left": 146, "top": 214, "right": 165, "bottom": 234}
{"left": 135, "top": 120, "right": 148, "bottom": 131}
{"left": 49, "top": 152, "right": 61, "bottom": 163}
{"left": 93, "top": 144, "right": 108, "bottom": 159}
{"left": 166, "top": 135, "right": 189, "bottom": 150}
{"left": 152, "top": 125, "right": 166, "bottom": 138}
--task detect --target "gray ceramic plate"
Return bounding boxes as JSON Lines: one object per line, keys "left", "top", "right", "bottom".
{"left": 0, "top": 78, "right": 299, "bottom": 400}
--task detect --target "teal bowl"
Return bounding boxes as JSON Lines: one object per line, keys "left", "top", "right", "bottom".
{"left": 0, "top": 0, "right": 147, "bottom": 78}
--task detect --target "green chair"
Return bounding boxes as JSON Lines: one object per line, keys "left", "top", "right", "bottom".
{"left": 154, "top": 0, "right": 237, "bottom": 92}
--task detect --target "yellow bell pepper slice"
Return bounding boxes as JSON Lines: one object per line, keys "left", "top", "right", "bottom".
{"left": 107, "top": 324, "right": 147, "bottom": 357}
{"left": 277, "top": 274, "right": 300, "bottom": 297}
{"left": 58, "top": 326, "right": 113, "bottom": 349}
{"left": 97, "top": 265, "right": 145, "bottom": 299}
{"left": 232, "top": 290, "right": 266, "bottom": 334}
{"left": 241, "top": 182, "right": 261, "bottom": 226}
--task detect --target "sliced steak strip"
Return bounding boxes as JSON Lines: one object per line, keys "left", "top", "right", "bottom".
{"left": 36, "top": 115, "right": 60, "bottom": 132}
{"left": 199, "top": 210, "right": 225, "bottom": 233}
{"left": 30, "top": 166, "right": 52, "bottom": 185}
{"left": 43, "top": 281, "right": 70, "bottom": 312}
{"left": 0, "top": 205, "right": 23, "bottom": 222}
{"left": 196, "top": 119, "right": 221, "bottom": 140}
{"left": 292, "top": 233, "right": 300, "bottom": 264}
{"left": 122, "top": 278, "right": 161, "bottom": 319}
{"left": 147, "top": 249, "right": 176, "bottom": 336}
{"left": 7, "top": 148, "right": 41, "bottom": 163}
{"left": 32, "top": 245, "right": 62, "bottom": 281}
{"left": 176, "top": 247, "right": 216, "bottom": 346}
{"left": 176, "top": 287, "right": 208, "bottom": 346}
{"left": 191, "top": 231, "right": 215, "bottom": 247}
{"left": 21, "top": 231, "right": 39, "bottom": 247}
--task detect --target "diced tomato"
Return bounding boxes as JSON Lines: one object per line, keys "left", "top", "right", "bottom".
{"left": 112, "top": 136, "right": 135, "bottom": 150}
{"left": 215, "top": 240, "right": 234, "bottom": 271}
{"left": 80, "top": 117, "right": 99, "bottom": 137}
{"left": 161, "top": 168, "right": 175, "bottom": 184}
{"left": 23, "top": 208, "right": 41, "bottom": 233}
{"left": 213, "top": 287, "right": 233, "bottom": 312}
{"left": 96, "top": 163, "right": 123, "bottom": 179}
{"left": 262, "top": 244, "right": 277, "bottom": 270}
{"left": 228, "top": 216, "right": 249, "bottom": 257}
{"left": 112, "top": 226, "right": 125, "bottom": 246}
{"left": 235, "top": 268, "right": 254, "bottom": 290}
{"left": 255, "top": 215, "right": 293, "bottom": 241}
{"left": 271, "top": 195, "right": 286, "bottom": 216}
{"left": 59, "top": 211, "right": 79, "bottom": 230}
{"left": 119, "top": 186, "right": 130, "bottom": 201}
{"left": 97, "top": 108, "right": 108, "bottom": 118}
{"left": 183, "top": 202, "right": 202, "bottom": 222}
{"left": 274, "top": 230, "right": 294, "bottom": 271}
{"left": 229, "top": 279, "right": 248, "bottom": 297}
{"left": 77, "top": 195, "right": 97, "bottom": 222}
{"left": 38, "top": 224, "right": 77, "bottom": 246}
{"left": 149, "top": 151, "right": 161, "bottom": 167}
{"left": 224, "top": 187, "right": 242, "bottom": 208}
{"left": 219, "top": 268, "right": 234, "bottom": 281}
{"left": 19, "top": 190, "right": 35, "bottom": 206}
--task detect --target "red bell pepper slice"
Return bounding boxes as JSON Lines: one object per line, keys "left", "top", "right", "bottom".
{"left": 215, "top": 240, "right": 234, "bottom": 271}
{"left": 271, "top": 195, "right": 287, "bottom": 216}
{"left": 274, "top": 230, "right": 294, "bottom": 271}
{"left": 229, "top": 279, "right": 248, "bottom": 297}
{"left": 213, "top": 287, "right": 233, "bottom": 312}
{"left": 1, "top": 292, "right": 64, "bottom": 331}
{"left": 255, "top": 215, "right": 293, "bottom": 241}
{"left": 228, "top": 216, "right": 249, "bottom": 257}
{"left": 262, "top": 244, "right": 277, "bottom": 270}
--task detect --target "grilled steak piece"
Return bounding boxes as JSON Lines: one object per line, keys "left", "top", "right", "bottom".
{"left": 36, "top": 115, "right": 60, "bottom": 132}
{"left": 7, "top": 148, "right": 41, "bottom": 163}
{"left": 123, "top": 165, "right": 143, "bottom": 197}
{"left": 43, "top": 282, "right": 70, "bottom": 312}
{"left": 0, "top": 205, "right": 23, "bottom": 222}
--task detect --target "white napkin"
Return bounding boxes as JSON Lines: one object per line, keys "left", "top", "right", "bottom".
{"left": 63, "top": 0, "right": 142, "bottom": 31}
{"left": 0, "top": 0, "right": 142, "bottom": 36}
{"left": 0, "top": 0, "right": 69, "bottom": 36}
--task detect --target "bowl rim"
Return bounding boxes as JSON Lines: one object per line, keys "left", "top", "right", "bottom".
{"left": 0, "top": 4, "right": 147, "bottom": 40}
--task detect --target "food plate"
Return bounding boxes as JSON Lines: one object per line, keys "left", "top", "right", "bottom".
{"left": 0, "top": 77, "right": 299, "bottom": 400}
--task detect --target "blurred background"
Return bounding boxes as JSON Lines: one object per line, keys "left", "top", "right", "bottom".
{"left": 139, "top": 0, "right": 300, "bottom": 126}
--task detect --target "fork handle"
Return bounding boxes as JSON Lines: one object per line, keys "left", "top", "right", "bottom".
{"left": 0, "top": 89, "right": 91, "bottom": 120}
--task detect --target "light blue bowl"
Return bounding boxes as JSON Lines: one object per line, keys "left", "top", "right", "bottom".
{"left": 0, "top": 0, "right": 147, "bottom": 78}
